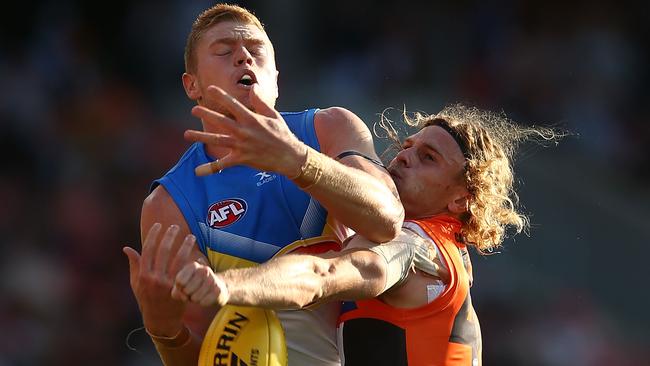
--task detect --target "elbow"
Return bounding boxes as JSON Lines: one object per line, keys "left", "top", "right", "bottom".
{"left": 368, "top": 223, "right": 400, "bottom": 244}
{"left": 377, "top": 196, "right": 405, "bottom": 242}
{"left": 363, "top": 205, "right": 404, "bottom": 243}
{"left": 383, "top": 210, "right": 404, "bottom": 242}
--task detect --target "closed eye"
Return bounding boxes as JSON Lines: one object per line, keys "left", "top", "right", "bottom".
{"left": 247, "top": 45, "right": 265, "bottom": 56}
{"left": 214, "top": 48, "right": 232, "bottom": 56}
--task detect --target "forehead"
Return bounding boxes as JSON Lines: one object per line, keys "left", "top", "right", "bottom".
{"left": 201, "top": 20, "right": 270, "bottom": 45}
{"left": 409, "top": 125, "right": 465, "bottom": 165}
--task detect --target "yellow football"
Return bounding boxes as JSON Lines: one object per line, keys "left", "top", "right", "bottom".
{"left": 199, "top": 305, "right": 287, "bottom": 366}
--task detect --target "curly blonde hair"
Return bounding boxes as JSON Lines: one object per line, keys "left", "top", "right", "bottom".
{"left": 377, "top": 104, "right": 561, "bottom": 254}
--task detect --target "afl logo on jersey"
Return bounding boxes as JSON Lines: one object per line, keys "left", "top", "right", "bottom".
{"left": 207, "top": 198, "right": 247, "bottom": 228}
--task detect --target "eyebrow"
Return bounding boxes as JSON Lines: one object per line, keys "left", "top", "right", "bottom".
{"left": 209, "top": 37, "right": 266, "bottom": 48}
{"left": 404, "top": 137, "right": 448, "bottom": 162}
{"left": 423, "top": 143, "right": 445, "bottom": 159}
{"left": 405, "top": 138, "right": 443, "bottom": 156}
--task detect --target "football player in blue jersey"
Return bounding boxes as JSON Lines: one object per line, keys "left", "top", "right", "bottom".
{"left": 123, "top": 4, "right": 403, "bottom": 366}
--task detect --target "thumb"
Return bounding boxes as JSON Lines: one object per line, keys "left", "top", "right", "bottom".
{"left": 250, "top": 84, "right": 278, "bottom": 118}
{"left": 123, "top": 246, "right": 141, "bottom": 285}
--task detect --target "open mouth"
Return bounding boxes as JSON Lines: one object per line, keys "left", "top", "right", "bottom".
{"left": 238, "top": 73, "right": 257, "bottom": 86}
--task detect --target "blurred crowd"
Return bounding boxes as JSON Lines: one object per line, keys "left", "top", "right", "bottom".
{"left": 1, "top": 0, "right": 648, "bottom": 365}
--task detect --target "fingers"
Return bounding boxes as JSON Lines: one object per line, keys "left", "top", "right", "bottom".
{"left": 123, "top": 246, "right": 141, "bottom": 286}
{"left": 206, "top": 85, "right": 255, "bottom": 121}
{"left": 185, "top": 129, "right": 239, "bottom": 176}
{"left": 249, "top": 84, "right": 280, "bottom": 118}
{"left": 191, "top": 106, "right": 239, "bottom": 134}
{"left": 172, "top": 280, "right": 216, "bottom": 306}
{"left": 170, "top": 234, "right": 197, "bottom": 275}
{"left": 174, "top": 263, "right": 220, "bottom": 306}
{"left": 194, "top": 154, "right": 236, "bottom": 176}
{"left": 199, "top": 292, "right": 218, "bottom": 307}
{"left": 171, "top": 283, "right": 189, "bottom": 302}
{"left": 190, "top": 280, "right": 215, "bottom": 304}
{"left": 141, "top": 223, "right": 162, "bottom": 272}
{"left": 175, "top": 262, "right": 195, "bottom": 290}
{"left": 152, "top": 225, "right": 180, "bottom": 274}
{"left": 184, "top": 130, "right": 236, "bottom": 148}
{"left": 179, "top": 264, "right": 206, "bottom": 296}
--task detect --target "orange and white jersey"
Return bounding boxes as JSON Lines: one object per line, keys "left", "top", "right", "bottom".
{"left": 338, "top": 215, "right": 482, "bottom": 366}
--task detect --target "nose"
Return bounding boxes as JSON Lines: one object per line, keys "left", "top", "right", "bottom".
{"left": 234, "top": 46, "right": 253, "bottom": 66}
{"left": 394, "top": 147, "right": 413, "bottom": 168}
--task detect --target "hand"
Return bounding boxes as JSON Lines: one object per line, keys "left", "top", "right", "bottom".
{"left": 172, "top": 262, "right": 230, "bottom": 307}
{"left": 123, "top": 223, "right": 200, "bottom": 336}
{"left": 185, "top": 84, "right": 307, "bottom": 177}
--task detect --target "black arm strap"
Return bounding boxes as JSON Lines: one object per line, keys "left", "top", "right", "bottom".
{"left": 335, "top": 150, "right": 386, "bottom": 169}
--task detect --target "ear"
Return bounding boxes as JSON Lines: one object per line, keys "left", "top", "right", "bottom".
{"left": 448, "top": 192, "right": 470, "bottom": 215}
{"left": 182, "top": 72, "right": 201, "bottom": 101}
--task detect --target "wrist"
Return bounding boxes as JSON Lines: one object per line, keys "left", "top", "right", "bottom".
{"left": 290, "top": 146, "right": 325, "bottom": 189}
{"left": 214, "top": 273, "right": 231, "bottom": 307}
{"left": 285, "top": 142, "right": 309, "bottom": 179}
{"left": 146, "top": 324, "right": 191, "bottom": 348}
{"left": 143, "top": 319, "right": 184, "bottom": 339}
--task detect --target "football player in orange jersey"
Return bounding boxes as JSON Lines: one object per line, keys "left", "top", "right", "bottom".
{"left": 166, "top": 103, "right": 560, "bottom": 365}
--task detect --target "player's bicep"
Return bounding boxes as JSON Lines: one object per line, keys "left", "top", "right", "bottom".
{"left": 314, "top": 107, "right": 378, "bottom": 160}
{"left": 314, "top": 107, "right": 398, "bottom": 197}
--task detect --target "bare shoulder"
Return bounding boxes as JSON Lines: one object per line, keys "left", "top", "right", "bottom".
{"left": 314, "top": 107, "right": 376, "bottom": 158}
{"left": 314, "top": 107, "right": 365, "bottom": 128}
{"left": 142, "top": 185, "right": 175, "bottom": 212}
{"left": 140, "top": 185, "right": 191, "bottom": 242}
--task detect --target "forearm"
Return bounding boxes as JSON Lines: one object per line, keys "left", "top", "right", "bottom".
{"left": 221, "top": 254, "right": 331, "bottom": 309}
{"left": 291, "top": 147, "right": 404, "bottom": 242}
{"left": 221, "top": 252, "right": 386, "bottom": 309}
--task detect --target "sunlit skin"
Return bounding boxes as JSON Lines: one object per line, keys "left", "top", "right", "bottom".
{"left": 181, "top": 20, "right": 279, "bottom": 159}
{"left": 182, "top": 21, "right": 279, "bottom": 117}
{"left": 388, "top": 125, "right": 470, "bottom": 219}
{"left": 171, "top": 126, "right": 476, "bottom": 309}
{"left": 125, "top": 12, "right": 405, "bottom": 363}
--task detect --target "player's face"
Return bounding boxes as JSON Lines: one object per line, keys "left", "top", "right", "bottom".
{"left": 387, "top": 125, "right": 469, "bottom": 219}
{"left": 189, "top": 21, "right": 279, "bottom": 112}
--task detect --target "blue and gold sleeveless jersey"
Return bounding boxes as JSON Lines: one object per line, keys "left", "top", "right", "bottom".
{"left": 152, "top": 109, "right": 343, "bottom": 271}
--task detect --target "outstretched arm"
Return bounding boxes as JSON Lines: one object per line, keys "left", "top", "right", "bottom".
{"left": 171, "top": 230, "right": 424, "bottom": 309}
{"left": 185, "top": 85, "right": 403, "bottom": 243}
{"left": 174, "top": 247, "right": 386, "bottom": 309}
